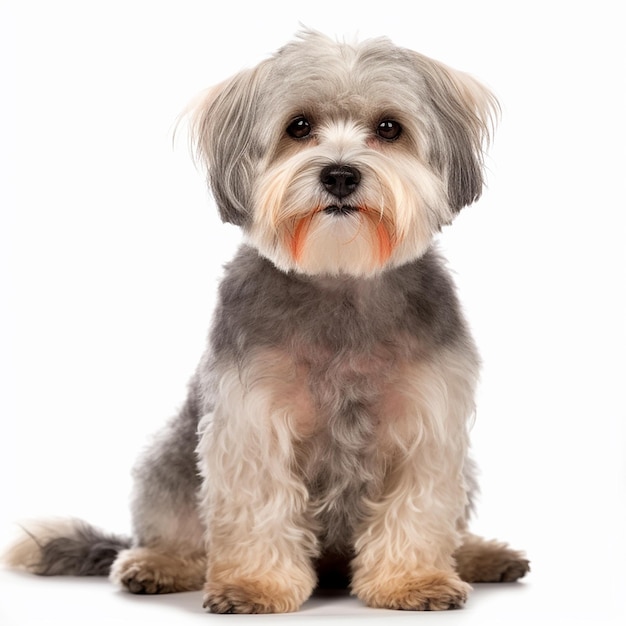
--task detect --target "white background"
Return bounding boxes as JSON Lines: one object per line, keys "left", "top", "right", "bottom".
{"left": 1, "top": 0, "right": 624, "bottom": 624}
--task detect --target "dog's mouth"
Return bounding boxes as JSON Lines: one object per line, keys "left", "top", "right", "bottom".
{"left": 323, "top": 205, "right": 359, "bottom": 216}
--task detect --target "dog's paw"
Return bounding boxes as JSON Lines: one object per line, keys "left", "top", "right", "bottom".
{"left": 203, "top": 578, "right": 309, "bottom": 614}
{"left": 114, "top": 562, "right": 169, "bottom": 595}
{"left": 355, "top": 571, "right": 471, "bottom": 611}
{"left": 455, "top": 536, "right": 530, "bottom": 583}
{"left": 486, "top": 554, "right": 530, "bottom": 583}
{"left": 110, "top": 548, "right": 204, "bottom": 594}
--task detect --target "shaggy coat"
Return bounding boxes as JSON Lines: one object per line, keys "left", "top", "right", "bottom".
{"left": 3, "top": 30, "right": 528, "bottom": 613}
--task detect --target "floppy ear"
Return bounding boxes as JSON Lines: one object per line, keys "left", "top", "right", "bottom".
{"left": 413, "top": 54, "right": 499, "bottom": 211}
{"left": 186, "top": 61, "right": 271, "bottom": 225}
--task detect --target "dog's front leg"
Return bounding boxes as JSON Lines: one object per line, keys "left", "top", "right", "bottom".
{"left": 351, "top": 465, "right": 471, "bottom": 610}
{"left": 351, "top": 352, "right": 476, "bottom": 610}
{"left": 196, "top": 354, "right": 318, "bottom": 614}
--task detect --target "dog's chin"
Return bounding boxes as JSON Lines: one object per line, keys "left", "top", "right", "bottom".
{"left": 295, "top": 207, "right": 384, "bottom": 277}
{"left": 247, "top": 205, "right": 431, "bottom": 278}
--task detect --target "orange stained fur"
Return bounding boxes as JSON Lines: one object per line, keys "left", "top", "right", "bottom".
{"left": 290, "top": 212, "right": 317, "bottom": 262}
{"left": 374, "top": 219, "right": 393, "bottom": 264}
{"left": 358, "top": 206, "right": 396, "bottom": 265}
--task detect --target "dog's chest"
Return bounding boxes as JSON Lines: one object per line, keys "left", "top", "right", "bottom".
{"left": 292, "top": 339, "right": 408, "bottom": 550}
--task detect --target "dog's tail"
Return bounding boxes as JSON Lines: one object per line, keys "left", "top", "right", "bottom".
{"left": 2, "top": 518, "right": 131, "bottom": 576}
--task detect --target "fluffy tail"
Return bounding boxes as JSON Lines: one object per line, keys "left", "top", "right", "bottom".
{"left": 2, "top": 518, "right": 131, "bottom": 576}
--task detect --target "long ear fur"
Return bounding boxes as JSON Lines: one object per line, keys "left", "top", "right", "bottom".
{"left": 187, "top": 61, "right": 272, "bottom": 225}
{"left": 412, "top": 53, "right": 499, "bottom": 211}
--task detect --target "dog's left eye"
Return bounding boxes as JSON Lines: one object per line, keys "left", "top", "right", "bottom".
{"left": 286, "top": 116, "right": 311, "bottom": 139}
{"left": 376, "top": 120, "right": 402, "bottom": 141}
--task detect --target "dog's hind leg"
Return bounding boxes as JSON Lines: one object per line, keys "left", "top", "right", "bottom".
{"left": 454, "top": 533, "right": 530, "bottom": 583}
{"left": 110, "top": 390, "right": 207, "bottom": 594}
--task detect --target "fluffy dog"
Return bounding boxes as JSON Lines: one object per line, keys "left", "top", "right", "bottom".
{"left": 4, "top": 30, "right": 529, "bottom": 612}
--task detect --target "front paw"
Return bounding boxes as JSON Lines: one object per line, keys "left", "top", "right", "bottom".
{"left": 354, "top": 571, "right": 471, "bottom": 611}
{"left": 203, "top": 573, "right": 313, "bottom": 614}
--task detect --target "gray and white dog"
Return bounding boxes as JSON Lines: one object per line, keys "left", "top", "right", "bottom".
{"left": 4, "top": 30, "right": 529, "bottom": 613}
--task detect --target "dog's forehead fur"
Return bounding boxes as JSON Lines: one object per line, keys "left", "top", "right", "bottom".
{"left": 266, "top": 32, "right": 425, "bottom": 121}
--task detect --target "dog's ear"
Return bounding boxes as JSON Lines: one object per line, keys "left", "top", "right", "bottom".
{"left": 186, "top": 62, "right": 271, "bottom": 225}
{"left": 412, "top": 54, "right": 499, "bottom": 211}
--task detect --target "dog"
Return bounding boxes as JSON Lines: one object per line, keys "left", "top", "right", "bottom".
{"left": 3, "top": 30, "right": 529, "bottom": 613}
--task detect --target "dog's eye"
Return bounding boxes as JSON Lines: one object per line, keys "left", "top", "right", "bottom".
{"left": 376, "top": 120, "right": 402, "bottom": 141}
{"left": 287, "top": 116, "right": 311, "bottom": 139}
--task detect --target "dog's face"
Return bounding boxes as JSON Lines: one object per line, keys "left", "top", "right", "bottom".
{"left": 190, "top": 30, "right": 497, "bottom": 277}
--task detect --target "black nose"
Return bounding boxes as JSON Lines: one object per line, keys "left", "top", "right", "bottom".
{"left": 320, "top": 165, "right": 361, "bottom": 199}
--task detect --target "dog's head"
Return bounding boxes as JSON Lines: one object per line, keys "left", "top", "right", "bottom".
{"left": 189, "top": 30, "right": 497, "bottom": 277}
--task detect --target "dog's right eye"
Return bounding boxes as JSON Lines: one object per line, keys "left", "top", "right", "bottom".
{"left": 377, "top": 120, "right": 403, "bottom": 141}
{"left": 286, "top": 116, "right": 311, "bottom": 139}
